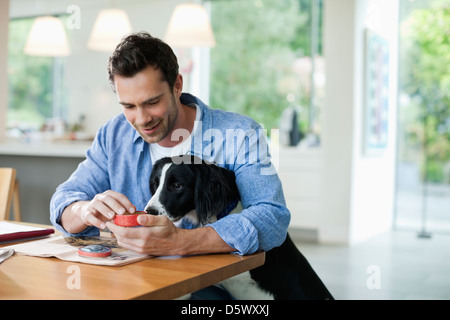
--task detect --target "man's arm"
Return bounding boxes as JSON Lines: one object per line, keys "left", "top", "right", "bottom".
{"left": 50, "top": 129, "right": 109, "bottom": 235}
{"left": 50, "top": 116, "right": 137, "bottom": 236}
{"left": 209, "top": 123, "right": 290, "bottom": 255}
{"left": 106, "top": 214, "right": 235, "bottom": 256}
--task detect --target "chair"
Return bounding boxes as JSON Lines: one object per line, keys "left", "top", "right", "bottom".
{"left": 0, "top": 168, "right": 17, "bottom": 220}
{"left": 12, "top": 179, "right": 22, "bottom": 221}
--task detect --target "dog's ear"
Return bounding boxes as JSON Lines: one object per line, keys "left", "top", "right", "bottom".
{"left": 193, "top": 164, "right": 239, "bottom": 223}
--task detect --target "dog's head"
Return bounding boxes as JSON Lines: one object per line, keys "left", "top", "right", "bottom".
{"left": 145, "top": 155, "right": 240, "bottom": 225}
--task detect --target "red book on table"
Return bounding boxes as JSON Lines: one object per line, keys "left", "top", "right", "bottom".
{"left": 0, "top": 221, "right": 55, "bottom": 242}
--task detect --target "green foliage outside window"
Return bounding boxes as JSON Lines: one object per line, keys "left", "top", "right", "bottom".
{"left": 8, "top": 17, "right": 54, "bottom": 130}
{"left": 209, "top": 0, "right": 323, "bottom": 134}
{"left": 400, "top": 1, "right": 450, "bottom": 182}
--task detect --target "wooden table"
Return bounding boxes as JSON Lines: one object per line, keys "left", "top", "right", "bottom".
{"left": 0, "top": 224, "right": 265, "bottom": 300}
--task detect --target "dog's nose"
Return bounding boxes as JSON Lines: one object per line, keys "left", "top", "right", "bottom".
{"left": 145, "top": 207, "right": 159, "bottom": 215}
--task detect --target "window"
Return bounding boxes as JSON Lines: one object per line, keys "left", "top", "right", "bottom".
{"left": 395, "top": 0, "right": 450, "bottom": 234}
{"left": 208, "top": 0, "right": 324, "bottom": 141}
{"left": 7, "top": 16, "right": 68, "bottom": 137}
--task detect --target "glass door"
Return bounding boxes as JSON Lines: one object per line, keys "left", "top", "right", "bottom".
{"left": 395, "top": 0, "right": 450, "bottom": 235}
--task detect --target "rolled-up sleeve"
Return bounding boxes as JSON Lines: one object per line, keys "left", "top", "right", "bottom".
{"left": 209, "top": 162, "right": 290, "bottom": 255}
{"left": 50, "top": 125, "right": 111, "bottom": 237}
{"left": 205, "top": 114, "right": 290, "bottom": 255}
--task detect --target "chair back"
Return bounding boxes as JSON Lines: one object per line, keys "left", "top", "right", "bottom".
{"left": 0, "top": 168, "right": 16, "bottom": 220}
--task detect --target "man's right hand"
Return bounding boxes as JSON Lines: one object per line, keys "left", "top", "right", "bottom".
{"left": 61, "top": 190, "right": 136, "bottom": 234}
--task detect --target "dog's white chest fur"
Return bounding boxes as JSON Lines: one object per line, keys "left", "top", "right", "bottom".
{"left": 176, "top": 272, "right": 274, "bottom": 300}
{"left": 219, "top": 272, "right": 274, "bottom": 300}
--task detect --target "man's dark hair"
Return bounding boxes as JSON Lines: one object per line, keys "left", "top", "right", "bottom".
{"left": 107, "top": 32, "right": 179, "bottom": 92}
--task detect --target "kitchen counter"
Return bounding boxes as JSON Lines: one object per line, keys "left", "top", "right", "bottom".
{"left": 0, "top": 139, "right": 92, "bottom": 158}
{"left": 0, "top": 139, "right": 92, "bottom": 224}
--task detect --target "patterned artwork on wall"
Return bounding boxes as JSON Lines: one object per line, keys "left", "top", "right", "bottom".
{"left": 364, "top": 29, "right": 390, "bottom": 155}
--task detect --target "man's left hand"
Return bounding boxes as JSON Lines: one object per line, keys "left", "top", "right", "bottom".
{"left": 106, "top": 214, "right": 184, "bottom": 256}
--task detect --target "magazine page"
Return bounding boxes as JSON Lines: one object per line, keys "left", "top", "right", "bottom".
{"left": 6, "top": 235, "right": 150, "bottom": 266}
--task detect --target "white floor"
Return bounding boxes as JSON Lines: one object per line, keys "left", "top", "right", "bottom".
{"left": 294, "top": 229, "right": 450, "bottom": 300}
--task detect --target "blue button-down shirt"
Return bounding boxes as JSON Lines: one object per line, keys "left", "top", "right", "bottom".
{"left": 50, "top": 93, "right": 290, "bottom": 255}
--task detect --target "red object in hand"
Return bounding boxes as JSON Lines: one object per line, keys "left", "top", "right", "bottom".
{"left": 113, "top": 211, "right": 147, "bottom": 227}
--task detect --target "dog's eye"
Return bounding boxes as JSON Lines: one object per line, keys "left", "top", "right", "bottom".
{"left": 150, "top": 180, "right": 159, "bottom": 192}
{"left": 171, "top": 183, "right": 182, "bottom": 191}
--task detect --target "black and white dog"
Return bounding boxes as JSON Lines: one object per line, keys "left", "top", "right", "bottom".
{"left": 145, "top": 156, "right": 334, "bottom": 300}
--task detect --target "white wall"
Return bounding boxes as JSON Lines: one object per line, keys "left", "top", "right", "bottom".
{"left": 320, "top": 0, "right": 398, "bottom": 244}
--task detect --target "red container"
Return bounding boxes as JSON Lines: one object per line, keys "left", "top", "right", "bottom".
{"left": 113, "top": 211, "right": 147, "bottom": 227}
{"left": 77, "top": 245, "right": 112, "bottom": 258}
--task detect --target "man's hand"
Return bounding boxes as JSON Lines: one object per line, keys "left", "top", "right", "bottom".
{"left": 61, "top": 190, "right": 136, "bottom": 234}
{"left": 83, "top": 190, "right": 136, "bottom": 229}
{"left": 106, "top": 215, "right": 183, "bottom": 255}
{"left": 106, "top": 214, "right": 235, "bottom": 256}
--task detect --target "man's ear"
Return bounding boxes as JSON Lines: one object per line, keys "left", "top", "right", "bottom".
{"left": 173, "top": 74, "right": 183, "bottom": 97}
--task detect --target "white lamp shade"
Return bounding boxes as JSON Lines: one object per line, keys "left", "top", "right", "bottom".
{"left": 87, "top": 9, "right": 132, "bottom": 52}
{"left": 164, "top": 4, "right": 216, "bottom": 48}
{"left": 24, "top": 16, "right": 70, "bottom": 56}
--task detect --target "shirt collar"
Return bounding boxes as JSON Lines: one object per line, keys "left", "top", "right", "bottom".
{"left": 132, "top": 129, "right": 143, "bottom": 144}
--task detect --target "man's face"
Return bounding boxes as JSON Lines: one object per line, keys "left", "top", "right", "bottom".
{"left": 114, "top": 65, "right": 181, "bottom": 146}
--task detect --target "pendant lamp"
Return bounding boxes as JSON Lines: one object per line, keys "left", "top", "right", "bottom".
{"left": 87, "top": 8, "right": 132, "bottom": 52}
{"left": 24, "top": 16, "right": 70, "bottom": 56}
{"left": 164, "top": 3, "right": 216, "bottom": 48}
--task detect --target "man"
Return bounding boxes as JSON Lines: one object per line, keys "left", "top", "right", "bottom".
{"left": 50, "top": 32, "right": 289, "bottom": 259}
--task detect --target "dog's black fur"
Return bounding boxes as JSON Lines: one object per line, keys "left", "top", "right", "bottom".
{"left": 146, "top": 155, "right": 334, "bottom": 300}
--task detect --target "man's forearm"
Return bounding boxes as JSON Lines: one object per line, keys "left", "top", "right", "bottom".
{"left": 60, "top": 201, "right": 90, "bottom": 234}
{"left": 177, "top": 226, "right": 235, "bottom": 256}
